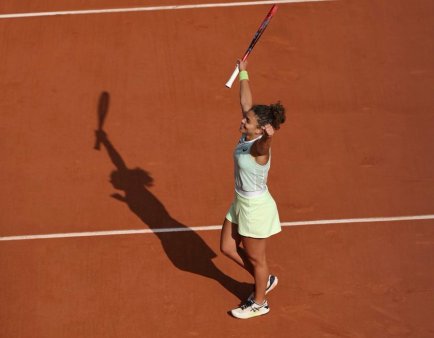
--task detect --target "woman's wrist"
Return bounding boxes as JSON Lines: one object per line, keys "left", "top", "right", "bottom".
{"left": 239, "top": 70, "right": 249, "bottom": 81}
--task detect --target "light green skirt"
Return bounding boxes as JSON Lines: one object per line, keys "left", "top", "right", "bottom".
{"left": 225, "top": 190, "right": 281, "bottom": 238}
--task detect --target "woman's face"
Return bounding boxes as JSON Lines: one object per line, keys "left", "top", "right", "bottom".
{"left": 240, "top": 110, "right": 262, "bottom": 136}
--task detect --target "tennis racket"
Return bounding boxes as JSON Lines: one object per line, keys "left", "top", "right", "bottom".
{"left": 225, "top": 4, "right": 278, "bottom": 88}
{"left": 94, "top": 91, "right": 110, "bottom": 150}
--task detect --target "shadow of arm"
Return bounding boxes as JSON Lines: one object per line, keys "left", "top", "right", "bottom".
{"left": 96, "top": 130, "right": 128, "bottom": 171}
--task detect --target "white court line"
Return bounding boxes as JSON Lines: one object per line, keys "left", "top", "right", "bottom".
{"left": 1, "top": 214, "right": 433, "bottom": 241}
{"left": 0, "top": 0, "right": 334, "bottom": 19}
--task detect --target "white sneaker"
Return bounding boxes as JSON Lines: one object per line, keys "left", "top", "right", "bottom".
{"left": 231, "top": 299, "right": 270, "bottom": 319}
{"left": 248, "top": 274, "right": 278, "bottom": 300}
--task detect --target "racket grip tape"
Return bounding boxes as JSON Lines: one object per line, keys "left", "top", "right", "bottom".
{"left": 225, "top": 65, "right": 240, "bottom": 88}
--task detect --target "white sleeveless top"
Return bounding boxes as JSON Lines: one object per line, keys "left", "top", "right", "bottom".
{"left": 233, "top": 134, "right": 271, "bottom": 198}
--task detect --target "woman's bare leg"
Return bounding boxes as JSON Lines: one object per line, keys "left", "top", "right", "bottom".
{"left": 220, "top": 218, "right": 254, "bottom": 276}
{"left": 242, "top": 236, "right": 268, "bottom": 304}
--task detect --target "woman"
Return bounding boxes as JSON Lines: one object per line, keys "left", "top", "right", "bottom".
{"left": 220, "top": 60, "right": 286, "bottom": 319}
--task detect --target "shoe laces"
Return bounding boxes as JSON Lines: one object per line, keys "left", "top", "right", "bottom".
{"left": 241, "top": 299, "right": 265, "bottom": 312}
{"left": 240, "top": 299, "right": 255, "bottom": 310}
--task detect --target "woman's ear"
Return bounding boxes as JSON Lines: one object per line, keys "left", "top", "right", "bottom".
{"left": 255, "top": 125, "right": 264, "bottom": 135}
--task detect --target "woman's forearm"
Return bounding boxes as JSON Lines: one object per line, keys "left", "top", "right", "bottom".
{"left": 239, "top": 60, "right": 252, "bottom": 114}
{"left": 240, "top": 79, "right": 252, "bottom": 114}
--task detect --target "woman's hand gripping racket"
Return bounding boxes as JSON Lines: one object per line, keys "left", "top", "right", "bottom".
{"left": 225, "top": 4, "right": 278, "bottom": 88}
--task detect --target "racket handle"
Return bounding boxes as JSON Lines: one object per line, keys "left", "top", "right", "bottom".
{"left": 225, "top": 65, "right": 240, "bottom": 88}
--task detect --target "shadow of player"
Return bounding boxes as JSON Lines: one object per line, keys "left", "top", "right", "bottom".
{"left": 94, "top": 93, "right": 251, "bottom": 301}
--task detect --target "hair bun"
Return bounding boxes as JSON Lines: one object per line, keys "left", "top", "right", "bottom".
{"left": 269, "top": 102, "right": 286, "bottom": 129}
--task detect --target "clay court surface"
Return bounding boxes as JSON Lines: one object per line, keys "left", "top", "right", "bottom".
{"left": 1, "top": 0, "right": 434, "bottom": 337}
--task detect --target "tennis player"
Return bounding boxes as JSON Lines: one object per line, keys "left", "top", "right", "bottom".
{"left": 220, "top": 60, "right": 286, "bottom": 319}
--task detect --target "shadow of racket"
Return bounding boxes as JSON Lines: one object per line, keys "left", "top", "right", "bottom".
{"left": 94, "top": 91, "right": 110, "bottom": 150}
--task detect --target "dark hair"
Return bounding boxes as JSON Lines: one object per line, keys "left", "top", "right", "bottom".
{"left": 251, "top": 102, "right": 286, "bottom": 130}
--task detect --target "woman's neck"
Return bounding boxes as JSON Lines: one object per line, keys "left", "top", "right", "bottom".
{"left": 244, "top": 133, "right": 262, "bottom": 142}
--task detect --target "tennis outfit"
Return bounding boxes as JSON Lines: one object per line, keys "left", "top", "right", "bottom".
{"left": 225, "top": 134, "right": 281, "bottom": 238}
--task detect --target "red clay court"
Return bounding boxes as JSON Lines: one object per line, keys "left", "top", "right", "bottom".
{"left": 1, "top": 0, "right": 434, "bottom": 337}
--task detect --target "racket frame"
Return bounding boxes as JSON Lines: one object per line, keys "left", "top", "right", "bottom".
{"left": 225, "top": 4, "right": 278, "bottom": 88}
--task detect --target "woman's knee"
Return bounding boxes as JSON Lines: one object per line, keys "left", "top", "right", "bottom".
{"left": 220, "top": 219, "right": 239, "bottom": 256}
{"left": 242, "top": 237, "right": 267, "bottom": 266}
{"left": 246, "top": 252, "right": 267, "bottom": 267}
{"left": 220, "top": 240, "right": 237, "bottom": 257}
